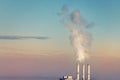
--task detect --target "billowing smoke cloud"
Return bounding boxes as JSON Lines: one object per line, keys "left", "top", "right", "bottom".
{"left": 0, "top": 35, "right": 50, "bottom": 40}
{"left": 59, "top": 5, "right": 94, "bottom": 62}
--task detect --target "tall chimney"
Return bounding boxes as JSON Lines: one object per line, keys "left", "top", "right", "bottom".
{"left": 76, "top": 62, "right": 80, "bottom": 80}
{"left": 87, "top": 64, "right": 90, "bottom": 80}
{"left": 82, "top": 64, "right": 85, "bottom": 80}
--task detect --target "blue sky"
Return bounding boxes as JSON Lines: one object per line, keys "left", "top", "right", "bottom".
{"left": 0, "top": 0, "right": 120, "bottom": 40}
{"left": 0, "top": 0, "right": 120, "bottom": 79}
{"left": 0, "top": 0, "right": 120, "bottom": 51}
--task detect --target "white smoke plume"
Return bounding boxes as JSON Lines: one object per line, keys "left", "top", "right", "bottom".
{"left": 59, "top": 5, "right": 93, "bottom": 62}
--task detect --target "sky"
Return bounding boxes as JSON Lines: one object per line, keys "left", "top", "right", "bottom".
{"left": 0, "top": 0, "right": 120, "bottom": 79}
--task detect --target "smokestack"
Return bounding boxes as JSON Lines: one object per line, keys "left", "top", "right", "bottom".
{"left": 76, "top": 62, "right": 80, "bottom": 80}
{"left": 82, "top": 64, "right": 85, "bottom": 80}
{"left": 87, "top": 64, "right": 90, "bottom": 80}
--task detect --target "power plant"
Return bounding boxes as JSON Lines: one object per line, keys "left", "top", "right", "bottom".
{"left": 76, "top": 63, "right": 91, "bottom": 80}
{"left": 60, "top": 63, "right": 91, "bottom": 80}
{"left": 59, "top": 2, "right": 92, "bottom": 80}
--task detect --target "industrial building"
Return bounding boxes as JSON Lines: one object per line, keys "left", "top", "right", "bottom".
{"left": 76, "top": 63, "right": 91, "bottom": 80}
{"left": 59, "top": 76, "right": 73, "bottom": 80}
{"left": 60, "top": 63, "right": 90, "bottom": 80}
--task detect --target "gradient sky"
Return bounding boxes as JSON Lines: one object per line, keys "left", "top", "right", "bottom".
{"left": 0, "top": 0, "right": 120, "bottom": 80}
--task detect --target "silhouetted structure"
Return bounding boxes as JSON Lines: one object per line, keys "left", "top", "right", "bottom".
{"left": 59, "top": 76, "right": 73, "bottom": 80}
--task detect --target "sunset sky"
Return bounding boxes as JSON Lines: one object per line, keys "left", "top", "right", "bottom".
{"left": 0, "top": 0, "right": 120, "bottom": 80}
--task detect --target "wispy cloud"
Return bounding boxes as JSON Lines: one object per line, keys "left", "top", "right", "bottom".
{"left": 0, "top": 35, "right": 50, "bottom": 40}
